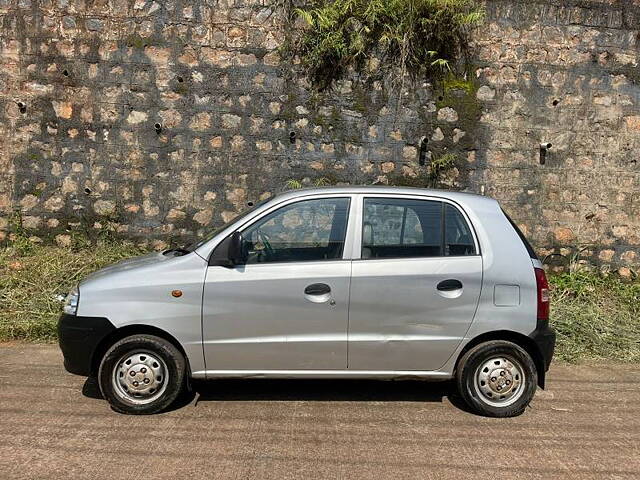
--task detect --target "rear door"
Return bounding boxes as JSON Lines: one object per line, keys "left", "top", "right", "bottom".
{"left": 348, "top": 195, "right": 482, "bottom": 371}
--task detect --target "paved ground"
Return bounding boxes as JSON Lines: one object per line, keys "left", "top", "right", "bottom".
{"left": 0, "top": 344, "right": 639, "bottom": 479}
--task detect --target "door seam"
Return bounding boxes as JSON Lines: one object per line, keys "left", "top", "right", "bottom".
{"left": 346, "top": 260, "right": 353, "bottom": 369}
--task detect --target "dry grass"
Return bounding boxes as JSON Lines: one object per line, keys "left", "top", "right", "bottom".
{"left": 549, "top": 272, "right": 640, "bottom": 363}
{"left": 0, "top": 240, "right": 146, "bottom": 341}
{"left": 1, "top": 241, "right": 639, "bottom": 363}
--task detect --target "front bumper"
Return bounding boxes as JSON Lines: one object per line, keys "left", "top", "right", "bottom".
{"left": 58, "top": 314, "right": 116, "bottom": 376}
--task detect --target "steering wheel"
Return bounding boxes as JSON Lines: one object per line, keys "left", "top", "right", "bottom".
{"left": 256, "top": 229, "right": 274, "bottom": 257}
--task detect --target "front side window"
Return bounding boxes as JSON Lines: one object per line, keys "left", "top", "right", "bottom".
{"left": 362, "top": 198, "right": 476, "bottom": 259}
{"left": 242, "top": 197, "right": 350, "bottom": 264}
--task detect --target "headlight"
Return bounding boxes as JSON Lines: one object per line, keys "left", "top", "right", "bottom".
{"left": 63, "top": 286, "right": 79, "bottom": 315}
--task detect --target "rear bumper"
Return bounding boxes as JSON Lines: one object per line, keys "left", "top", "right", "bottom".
{"left": 530, "top": 319, "right": 556, "bottom": 371}
{"left": 58, "top": 314, "right": 115, "bottom": 376}
{"left": 529, "top": 319, "right": 556, "bottom": 388}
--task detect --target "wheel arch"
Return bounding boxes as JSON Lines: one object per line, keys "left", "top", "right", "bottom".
{"left": 91, "top": 324, "right": 191, "bottom": 378}
{"left": 455, "top": 330, "right": 546, "bottom": 388}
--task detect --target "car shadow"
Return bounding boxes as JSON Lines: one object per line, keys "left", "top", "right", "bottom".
{"left": 83, "top": 376, "right": 473, "bottom": 414}
{"left": 192, "top": 378, "right": 472, "bottom": 412}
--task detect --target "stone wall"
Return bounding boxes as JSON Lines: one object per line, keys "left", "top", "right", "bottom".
{"left": 0, "top": 0, "right": 639, "bottom": 274}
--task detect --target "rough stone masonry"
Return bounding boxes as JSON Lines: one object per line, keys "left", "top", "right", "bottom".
{"left": 0, "top": 0, "right": 638, "bottom": 274}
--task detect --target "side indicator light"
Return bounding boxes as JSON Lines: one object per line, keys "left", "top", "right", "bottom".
{"left": 171, "top": 290, "right": 183, "bottom": 298}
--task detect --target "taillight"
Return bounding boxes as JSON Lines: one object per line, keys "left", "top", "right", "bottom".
{"left": 535, "top": 267, "right": 550, "bottom": 321}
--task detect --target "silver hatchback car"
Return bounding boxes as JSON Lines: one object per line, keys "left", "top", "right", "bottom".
{"left": 59, "top": 187, "right": 555, "bottom": 417}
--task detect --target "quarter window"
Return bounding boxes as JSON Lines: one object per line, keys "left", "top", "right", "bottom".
{"left": 444, "top": 204, "right": 476, "bottom": 256}
{"left": 242, "top": 197, "right": 350, "bottom": 264}
{"left": 361, "top": 198, "right": 476, "bottom": 259}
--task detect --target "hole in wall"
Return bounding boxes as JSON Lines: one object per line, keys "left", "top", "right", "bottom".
{"left": 247, "top": 201, "right": 254, "bottom": 207}
{"left": 418, "top": 137, "right": 428, "bottom": 166}
{"left": 84, "top": 187, "right": 92, "bottom": 194}
{"left": 539, "top": 147, "right": 547, "bottom": 165}
{"left": 177, "top": 76, "right": 184, "bottom": 83}
{"left": 289, "top": 131, "right": 296, "bottom": 144}
{"left": 154, "top": 123, "right": 162, "bottom": 133}
{"left": 62, "top": 69, "right": 70, "bottom": 77}
{"left": 17, "top": 101, "right": 26, "bottom": 113}
{"left": 552, "top": 99, "right": 559, "bottom": 106}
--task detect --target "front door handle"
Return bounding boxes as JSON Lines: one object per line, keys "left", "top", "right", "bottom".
{"left": 304, "top": 283, "right": 331, "bottom": 295}
{"left": 437, "top": 279, "right": 463, "bottom": 291}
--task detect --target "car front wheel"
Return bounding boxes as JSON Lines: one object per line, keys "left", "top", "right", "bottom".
{"left": 456, "top": 340, "right": 538, "bottom": 417}
{"left": 98, "top": 334, "right": 186, "bottom": 415}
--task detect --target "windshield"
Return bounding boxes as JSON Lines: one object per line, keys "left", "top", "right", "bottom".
{"left": 183, "top": 199, "right": 268, "bottom": 252}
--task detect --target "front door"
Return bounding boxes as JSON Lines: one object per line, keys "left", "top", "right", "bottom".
{"left": 202, "top": 197, "right": 352, "bottom": 371}
{"left": 348, "top": 196, "right": 482, "bottom": 371}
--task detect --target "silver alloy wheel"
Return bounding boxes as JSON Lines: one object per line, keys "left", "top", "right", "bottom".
{"left": 112, "top": 350, "right": 169, "bottom": 405}
{"left": 474, "top": 356, "right": 525, "bottom": 408}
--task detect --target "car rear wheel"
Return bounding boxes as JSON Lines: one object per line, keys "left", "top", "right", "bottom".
{"left": 456, "top": 340, "right": 537, "bottom": 417}
{"left": 98, "top": 334, "right": 186, "bottom": 415}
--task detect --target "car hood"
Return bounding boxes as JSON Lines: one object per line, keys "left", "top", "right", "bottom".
{"left": 80, "top": 252, "right": 172, "bottom": 285}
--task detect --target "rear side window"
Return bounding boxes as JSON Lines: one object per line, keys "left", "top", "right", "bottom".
{"left": 503, "top": 210, "right": 538, "bottom": 260}
{"left": 362, "top": 198, "right": 476, "bottom": 259}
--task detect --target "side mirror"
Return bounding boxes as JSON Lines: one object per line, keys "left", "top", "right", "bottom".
{"left": 228, "top": 231, "right": 246, "bottom": 265}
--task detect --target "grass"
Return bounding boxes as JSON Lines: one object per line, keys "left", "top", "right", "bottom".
{"left": 1, "top": 241, "right": 639, "bottom": 364}
{"left": 549, "top": 272, "right": 640, "bottom": 363}
{"left": 0, "top": 240, "right": 146, "bottom": 341}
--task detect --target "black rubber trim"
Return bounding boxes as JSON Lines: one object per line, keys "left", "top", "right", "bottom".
{"left": 58, "top": 314, "right": 116, "bottom": 377}
{"left": 436, "top": 279, "right": 463, "bottom": 291}
{"left": 304, "top": 283, "right": 331, "bottom": 295}
{"left": 529, "top": 318, "right": 556, "bottom": 388}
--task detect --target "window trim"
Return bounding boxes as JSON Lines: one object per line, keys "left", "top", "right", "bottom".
{"left": 210, "top": 194, "right": 355, "bottom": 267}
{"left": 354, "top": 194, "right": 480, "bottom": 261}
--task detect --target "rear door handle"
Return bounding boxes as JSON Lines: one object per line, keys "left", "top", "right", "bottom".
{"left": 437, "top": 279, "right": 463, "bottom": 291}
{"left": 304, "top": 283, "right": 331, "bottom": 295}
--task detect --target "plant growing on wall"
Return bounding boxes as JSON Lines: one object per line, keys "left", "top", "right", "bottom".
{"left": 291, "top": 0, "right": 484, "bottom": 88}
{"left": 428, "top": 152, "right": 457, "bottom": 187}
{"left": 285, "top": 177, "right": 333, "bottom": 190}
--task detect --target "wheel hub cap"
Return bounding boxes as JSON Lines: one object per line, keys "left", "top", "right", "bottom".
{"left": 112, "top": 351, "right": 168, "bottom": 405}
{"left": 474, "top": 357, "right": 525, "bottom": 407}
{"left": 123, "top": 362, "right": 158, "bottom": 392}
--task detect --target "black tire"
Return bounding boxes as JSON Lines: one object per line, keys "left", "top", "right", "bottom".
{"left": 456, "top": 340, "right": 537, "bottom": 418}
{"left": 98, "top": 334, "right": 186, "bottom": 415}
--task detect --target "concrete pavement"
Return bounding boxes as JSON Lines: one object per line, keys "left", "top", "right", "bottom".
{"left": 0, "top": 344, "right": 639, "bottom": 479}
